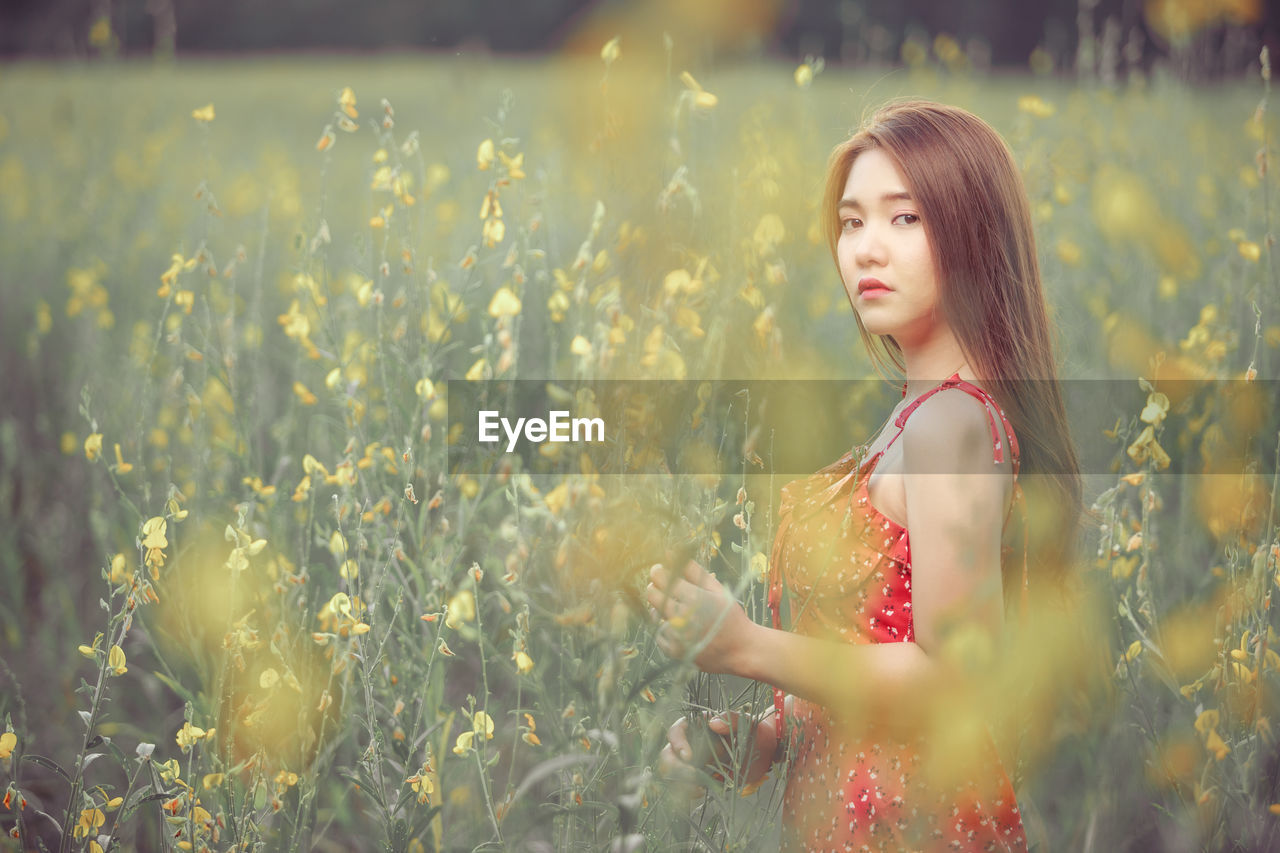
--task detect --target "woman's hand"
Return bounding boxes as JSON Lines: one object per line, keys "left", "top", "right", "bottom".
{"left": 658, "top": 711, "right": 778, "bottom": 796}
{"left": 644, "top": 560, "right": 756, "bottom": 676}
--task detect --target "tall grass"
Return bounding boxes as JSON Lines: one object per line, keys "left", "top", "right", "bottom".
{"left": 0, "top": 41, "right": 1277, "bottom": 851}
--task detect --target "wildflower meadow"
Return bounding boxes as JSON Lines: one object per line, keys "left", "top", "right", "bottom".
{"left": 0, "top": 31, "right": 1278, "bottom": 853}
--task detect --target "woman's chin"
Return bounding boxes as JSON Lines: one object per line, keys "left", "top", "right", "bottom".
{"left": 855, "top": 314, "right": 895, "bottom": 337}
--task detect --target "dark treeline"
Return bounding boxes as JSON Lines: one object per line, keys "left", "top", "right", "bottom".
{"left": 1, "top": 0, "right": 1275, "bottom": 78}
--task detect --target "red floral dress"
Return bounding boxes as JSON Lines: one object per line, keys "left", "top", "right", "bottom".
{"left": 766, "top": 376, "right": 1029, "bottom": 852}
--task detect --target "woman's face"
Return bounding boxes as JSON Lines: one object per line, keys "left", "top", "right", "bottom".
{"left": 836, "top": 147, "right": 947, "bottom": 348}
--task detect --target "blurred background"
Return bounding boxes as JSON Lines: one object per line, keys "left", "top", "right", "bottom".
{"left": 2, "top": 0, "right": 1276, "bottom": 76}
{"left": 2, "top": 1, "right": 1280, "bottom": 852}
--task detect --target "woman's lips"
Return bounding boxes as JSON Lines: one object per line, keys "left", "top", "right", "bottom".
{"left": 857, "top": 277, "right": 891, "bottom": 298}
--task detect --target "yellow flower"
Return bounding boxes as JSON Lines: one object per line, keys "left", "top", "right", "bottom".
{"left": 498, "top": 151, "right": 526, "bottom": 180}
{"left": 740, "top": 772, "right": 770, "bottom": 797}
{"left": 548, "top": 290, "right": 570, "bottom": 323}
{"left": 794, "top": 63, "right": 813, "bottom": 88}
{"left": 0, "top": 731, "right": 16, "bottom": 759}
{"left": 570, "top": 335, "right": 593, "bottom": 357}
{"left": 1205, "top": 727, "right": 1231, "bottom": 761}
{"left": 329, "top": 530, "right": 347, "bottom": 557}
{"left": 477, "top": 138, "right": 495, "bottom": 171}
{"left": 294, "top": 381, "right": 318, "bottom": 406}
{"left": 315, "top": 126, "right": 335, "bottom": 152}
{"left": 323, "top": 592, "right": 353, "bottom": 621}
{"left": 453, "top": 730, "right": 475, "bottom": 755}
{"left": 1139, "top": 391, "right": 1170, "bottom": 426}
{"left": 203, "top": 773, "right": 225, "bottom": 790}
{"left": 175, "top": 721, "right": 207, "bottom": 750}
{"left": 1056, "top": 239, "right": 1081, "bottom": 266}
{"left": 88, "top": 17, "right": 112, "bottom": 47}
{"left": 679, "top": 71, "right": 718, "bottom": 109}
{"left": 407, "top": 767, "right": 434, "bottom": 803}
{"left": 155, "top": 758, "right": 181, "bottom": 784}
{"left": 84, "top": 433, "right": 103, "bottom": 461}
{"left": 473, "top": 710, "right": 495, "bottom": 739}
{"left": 753, "top": 214, "right": 786, "bottom": 255}
{"left": 488, "top": 287, "right": 522, "bottom": 317}
{"left": 338, "top": 86, "right": 358, "bottom": 119}
{"left": 445, "top": 589, "right": 476, "bottom": 629}
{"left": 191, "top": 103, "right": 215, "bottom": 122}
{"left": 1127, "top": 426, "right": 1171, "bottom": 470}
{"left": 73, "top": 806, "right": 105, "bottom": 839}
{"left": 108, "top": 644, "right": 127, "bottom": 676}
{"left": 482, "top": 216, "right": 505, "bottom": 247}
{"left": 600, "top": 36, "right": 621, "bottom": 66}
{"left": 142, "top": 517, "right": 168, "bottom": 550}
{"left": 1239, "top": 241, "right": 1262, "bottom": 262}
{"left": 113, "top": 443, "right": 133, "bottom": 475}
{"left": 109, "top": 553, "right": 130, "bottom": 585}
{"left": 1017, "top": 95, "right": 1055, "bottom": 118}
{"left": 514, "top": 650, "right": 534, "bottom": 674}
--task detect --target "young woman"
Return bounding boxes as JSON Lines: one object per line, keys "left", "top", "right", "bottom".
{"left": 646, "top": 99, "right": 1081, "bottom": 850}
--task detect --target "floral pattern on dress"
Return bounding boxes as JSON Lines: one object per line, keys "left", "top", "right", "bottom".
{"left": 768, "top": 378, "right": 1029, "bottom": 852}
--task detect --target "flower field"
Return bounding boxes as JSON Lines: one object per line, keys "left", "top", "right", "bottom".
{"left": 0, "top": 40, "right": 1278, "bottom": 851}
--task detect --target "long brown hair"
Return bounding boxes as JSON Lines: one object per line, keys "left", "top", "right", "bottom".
{"left": 821, "top": 98, "right": 1083, "bottom": 601}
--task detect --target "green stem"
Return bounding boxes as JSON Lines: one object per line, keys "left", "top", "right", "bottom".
{"left": 59, "top": 595, "right": 125, "bottom": 853}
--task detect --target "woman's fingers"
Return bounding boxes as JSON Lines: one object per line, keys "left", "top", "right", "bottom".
{"left": 650, "top": 562, "right": 708, "bottom": 604}
{"left": 645, "top": 581, "right": 681, "bottom": 619}
{"left": 682, "top": 558, "right": 718, "bottom": 591}
{"left": 666, "top": 717, "right": 692, "bottom": 761}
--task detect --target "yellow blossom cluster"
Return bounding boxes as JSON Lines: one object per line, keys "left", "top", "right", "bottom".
{"left": 175, "top": 721, "right": 213, "bottom": 752}
{"left": 315, "top": 591, "right": 370, "bottom": 639}
{"left": 1195, "top": 709, "right": 1231, "bottom": 761}
{"left": 66, "top": 263, "right": 113, "bottom": 329}
{"left": 452, "top": 710, "right": 495, "bottom": 755}
{"left": 224, "top": 524, "right": 267, "bottom": 573}
{"left": 405, "top": 759, "right": 435, "bottom": 804}
{"left": 277, "top": 299, "right": 320, "bottom": 359}
{"left": 142, "top": 516, "right": 168, "bottom": 576}
{"left": 1179, "top": 304, "right": 1232, "bottom": 367}
{"left": 1128, "top": 388, "right": 1171, "bottom": 470}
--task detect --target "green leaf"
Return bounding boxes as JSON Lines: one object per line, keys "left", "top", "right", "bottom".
{"left": 22, "top": 753, "right": 72, "bottom": 784}
{"left": 122, "top": 789, "right": 177, "bottom": 820}
{"left": 151, "top": 669, "right": 197, "bottom": 705}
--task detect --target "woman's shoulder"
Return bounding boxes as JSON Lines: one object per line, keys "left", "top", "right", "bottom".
{"left": 898, "top": 386, "right": 1013, "bottom": 476}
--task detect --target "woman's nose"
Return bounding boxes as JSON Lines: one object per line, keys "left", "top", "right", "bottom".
{"left": 852, "top": 223, "right": 887, "bottom": 267}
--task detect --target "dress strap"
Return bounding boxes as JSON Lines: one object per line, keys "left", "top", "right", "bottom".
{"left": 882, "top": 374, "right": 1021, "bottom": 478}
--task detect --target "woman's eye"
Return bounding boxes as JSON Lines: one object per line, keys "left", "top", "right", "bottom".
{"left": 841, "top": 218, "right": 860, "bottom": 230}
{"left": 893, "top": 213, "right": 919, "bottom": 225}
